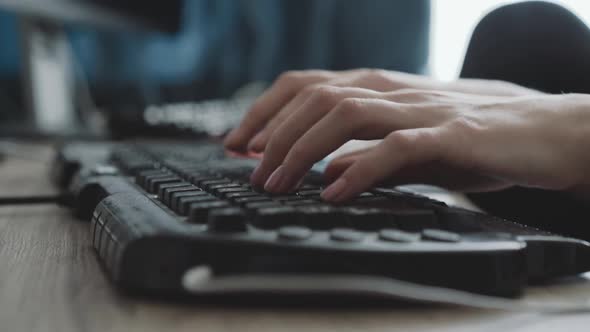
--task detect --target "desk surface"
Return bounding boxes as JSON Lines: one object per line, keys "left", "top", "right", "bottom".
{"left": 1, "top": 143, "right": 590, "bottom": 332}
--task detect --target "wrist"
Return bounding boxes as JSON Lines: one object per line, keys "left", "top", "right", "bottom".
{"left": 448, "top": 78, "right": 543, "bottom": 96}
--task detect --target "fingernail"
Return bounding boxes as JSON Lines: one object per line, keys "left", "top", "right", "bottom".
{"left": 321, "top": 178, "right": 348, "bottom": 201}
{"left": 264, "top": 165, "right": 287, "bottom": 192}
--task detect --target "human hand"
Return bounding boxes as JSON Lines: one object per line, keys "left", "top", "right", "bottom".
{"left": 242, "top": 90, "right": 590, "bottom": 202}
{"left": 224, "top": 69, "right": 539, "bottom": 152}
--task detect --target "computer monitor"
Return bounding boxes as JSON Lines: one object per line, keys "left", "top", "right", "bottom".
{"left": 0, "top": 0, "right": 183, "bottom": 134}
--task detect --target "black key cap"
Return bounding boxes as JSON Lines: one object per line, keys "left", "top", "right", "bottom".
{"left": 208, "top": 183, "right": 242, "bottom": 194}
{"left": 188, "top": 201, "right": 230, "bottom": 224}
{"left": 209, "top": 183, "right": 242, "bottom": 189}
{"left": 341, "top": 207, "right": 397, "bottom": 231}
{"left": 278, "top": 226, "right": 313, "bottom": 241}
{"left": 393, "top": 210, "right": 438, "bottom": 232}
{"left": 284, "top": 199, "right": 319, "bottom": 206}
{"left": 157, "top": 182, "right": 191, "bottom": 199}
{"left": 295, "top": 205, "right": 342, "bottom": 230}
{"left": 151, "top": 177, "right": 183, "bottom": 194}
{"left": 330, "top": 228, "right": 364, "bottom": 242}
{"left": 140, "top": 172, "right": 172, "bottom": 190}
{"left": 299, "top": 184, "right": 322, "bottom": 190}
{"left": 297, "top": 189, "right": 323, "bottom": 197}
{"left": 245, "top": 201, "right": 282, "bottom": 210}
{"left": 225, "top": 192, "right": 263, "bottom": 200}
{"left": 178, "top": 195, "right": 218, "bottom": 215}
{"left": 234, "top": 196, "right": 271, "bottom": 206}
{"left": 136, "top": 169, "right": 166, "bottom": 187}
{"left": 207, "top": 207, "right": 247, "bottom": 232}
{"left": 271, "top": 195, "right": 308, "bottom": 202}
{"left": 200, "top": 179, "right": 232, "bottom": 190}
{"left": 189, "top": 174, "right": 222, "bottom": 186}
{"left": 252, "top": 206, "right": 300, "bottom": 229}
{"left": 170, "top": 190, "right": 207, "bottom": 211}
{"left": 379, "top": 229, "right": 420, "bottom": 243}
{"left": 422, "top": 229, "right": 461, "bottom": 242}
{"left": 147, "top": 176, "right": 182, "bottom": 194}
{"left": 214, "top": 187, "right": 250, "bottom": 197}
{"left": 163, "top": 186, "right": 199, "bottom": 206}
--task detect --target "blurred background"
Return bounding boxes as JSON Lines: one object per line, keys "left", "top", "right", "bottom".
{"left": 0, "top": 0, "right": 588, "bottom": 138}
{"left": 431, "top": 0, "right": 590, "bottom": 81}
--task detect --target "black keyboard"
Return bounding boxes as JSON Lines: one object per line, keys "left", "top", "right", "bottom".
{"left": 53, "top": 140, "right": 590, "bottom": 299}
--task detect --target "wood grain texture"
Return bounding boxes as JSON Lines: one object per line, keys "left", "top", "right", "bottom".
{"left": 0, "top": 143, "right": 589, "bottom": 332}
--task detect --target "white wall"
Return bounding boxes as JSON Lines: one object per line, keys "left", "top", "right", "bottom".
{"left": 430, "top": 0, "right": 590, "bottom": 80}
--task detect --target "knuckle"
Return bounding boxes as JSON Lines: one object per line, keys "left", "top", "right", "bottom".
{"left": 362, "top": 69, "right": 394, "bottom": 89}
{"left": 307, "top": 85, "right": 341, "bottom": 106}
{"left": 365, "top": 68, "right": 390, "bottom": 80}
{"left": 384, "top": 131, "right": 416, "bottom": 152}
{"left": 277, "top": 70, "right": 304, "bottom": 86}
{"left": 333, "top": 98, "right": 365, "bottom": 119}
{"left": 448, "top": 116, "right": 482, "bottom": 135}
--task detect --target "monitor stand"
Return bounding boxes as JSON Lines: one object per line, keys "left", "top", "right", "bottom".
{"left": 20, "top": 18, "right": 78, "bottom": 135}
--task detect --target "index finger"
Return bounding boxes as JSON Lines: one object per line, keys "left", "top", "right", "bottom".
{"left": 223, "top": 71, "right": 335, "bottom": 151}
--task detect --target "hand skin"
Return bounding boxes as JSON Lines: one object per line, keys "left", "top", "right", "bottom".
{"left": 223, "top": 70, "right": 590, "bottom": 202}
{"left": 224, "top": 69, "right": 540, "bottom": 152}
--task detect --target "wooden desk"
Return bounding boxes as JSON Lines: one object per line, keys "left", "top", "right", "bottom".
{"left": 1, "top": 143, "right": 590, "bottom": 332}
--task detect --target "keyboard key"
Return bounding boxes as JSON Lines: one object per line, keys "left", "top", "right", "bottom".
{"left": 178, "top": 195, "right": 218, "bottom": 215}
{"left": 147, "top": 176, "right": 182, "bottom": 194}
{"left": 284, "top": 199, "right": 319, "bottom": 206}
{"left": 200, "top": 179, "right": 232, "bottom": 190}
{"left": 422, "top": 229, "right": 461, "bottom": 242}
{"left": 278, "top": 226, "right": 313, "bottom": 241}
{"left": 295, "top": 205, "right": 343, "bottom": 230}
{"left": 299, "top": 184, "right": 322, "bottom": 190}
{"left": 330, "top": 228, "right": 364, "bottom": 242}
{"left": 157, "top": 182, "right": 191, "bottom": 199}
{"left": 379, "top": 229, "right": 420, "bottom": 243}
{"left": 244, "top": 201, "right": 282, "bottom": 210}
{"left": 297, "top": 189, "right": 323, "bottom": 197}
{"left": 189, "top": 174, "right": 222, "bottom": 186}
{"left": 233, "top": 196, "right": 271, "bottom": 205}
{"left": 208, "top": 183, "right": 242, "bottom": 190}
{"left": 188, "top": 201, "right": 230, "bottom": 224}
{"left": 393, "top": 210, "right": 438, "bottom": 232}
{"left": 225, "top": 192, "right": 263, "bottom": 200}
{"left": 169, "top": 191, "right": 207, "bottom": 211}
{"left": 136, "top": 169, "right": 166, "bottom": 187}
{"left": 140, "top": 172, "right": 172, "bottom": 190}
{"left": 207, "top": 207, "right": 247, "bottom": 232}
{"left": 271, "top": 195, "right": 309, "bottom": 202}
{"left": 341, "top": 207, "right": 397, "bottom": 231}
{"left": 163, "top": 186, "right": 199, "bottom": 206}
{"left": 213, "top": 187, "right": 250, "bottom": 197}
{"left": 252, "top": 206, "right": 299, "bottom": 229}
